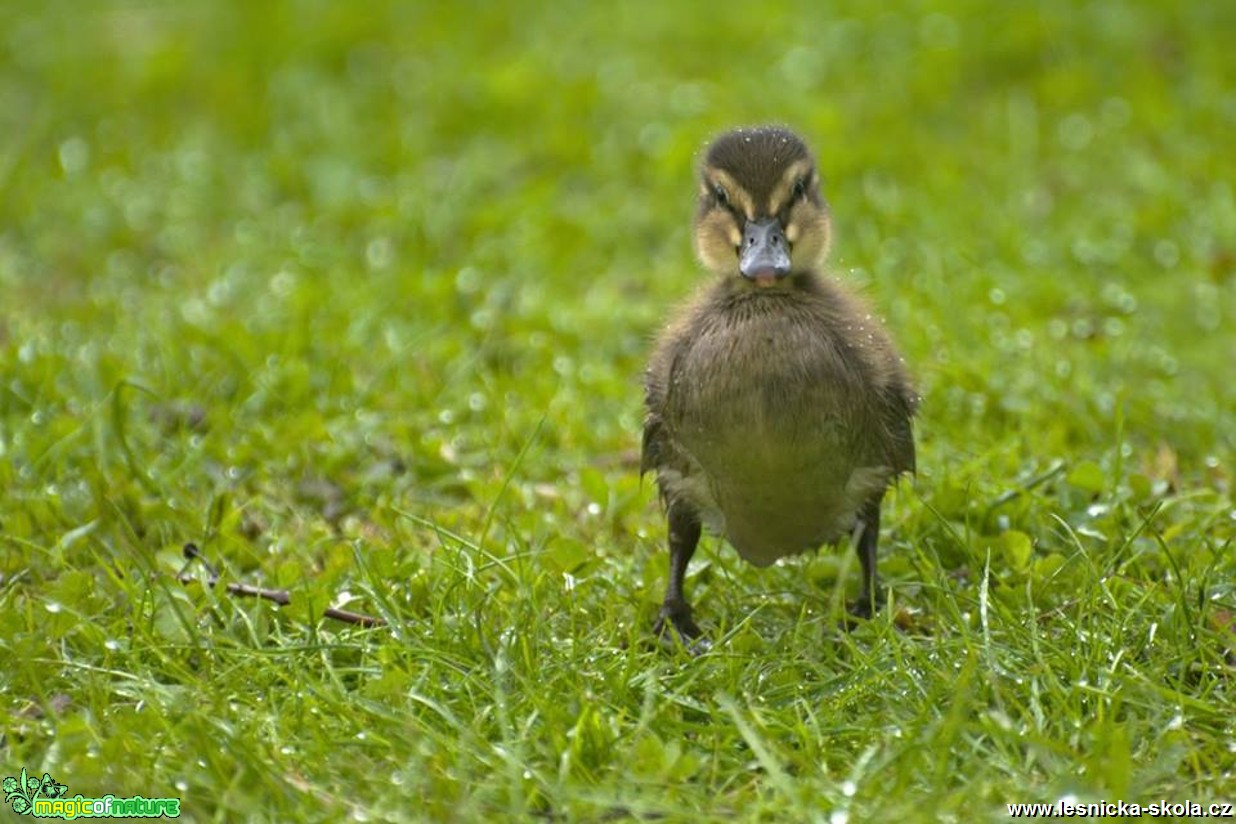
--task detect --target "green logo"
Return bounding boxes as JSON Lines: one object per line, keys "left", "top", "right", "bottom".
{"left": 2, "top": 769, "right": 180, "bottom": 818}
{"left": 3, "top": 769, "right": 68, "bottom": 814}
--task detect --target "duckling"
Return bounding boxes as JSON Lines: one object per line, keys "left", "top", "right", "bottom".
{"left": 642, "top": 125, "right": 917, "bottom": 645}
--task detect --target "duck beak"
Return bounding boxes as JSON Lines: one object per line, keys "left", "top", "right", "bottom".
{"left": 738, "top": 218, "right": 792, "bottom": 285}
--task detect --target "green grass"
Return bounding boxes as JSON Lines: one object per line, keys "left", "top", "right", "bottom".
{"left": 2, "top": 1, "right": 1234, "bottom": 821}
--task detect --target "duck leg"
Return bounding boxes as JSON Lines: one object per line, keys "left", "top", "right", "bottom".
{"left": 850, "top": 497, "right": 884, "bottom": 619}
{"left": 653, "top": 499, "right": 703, "bottom": 643}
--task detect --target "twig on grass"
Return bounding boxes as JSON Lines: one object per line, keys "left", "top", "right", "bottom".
{"left": 985, "top": 459, "right": 1068, "bottom": 512}
{"left": 176, "top": 543, "right": 386, "bottom": 628}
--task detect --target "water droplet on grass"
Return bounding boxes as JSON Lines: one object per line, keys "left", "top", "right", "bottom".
{"left": 59, "top": 137, "right": 90, "bottom": 175}
{"left": 1154, "top": 240, "right": 1180, "bottom": 268}
{"left": 456, "top": 267, "right": 482, "bottom": 294}
{"left": 366, "top": 237, "right": 392, "bottom": 270}
{"left": 1058, "top": 114, "right": 1093, "bottom": 150}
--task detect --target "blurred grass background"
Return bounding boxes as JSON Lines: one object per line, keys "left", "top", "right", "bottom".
{"left": 1, "top": 1, "right": 1234, "bottom": 821}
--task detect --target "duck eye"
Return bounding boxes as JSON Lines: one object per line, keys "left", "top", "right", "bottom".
{"left": 714, "top": 185, "right": 729, "bottom": 206}
{"left": 792, "top": 177, "right": 808, "bottom": 200}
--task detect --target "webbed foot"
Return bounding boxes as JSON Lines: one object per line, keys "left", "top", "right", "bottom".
{"left": 653, "top": 604, "right": 711, "bottom": 655}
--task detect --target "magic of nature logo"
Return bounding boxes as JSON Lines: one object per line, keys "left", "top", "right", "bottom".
{"left": 2, "top": 768, "right": 180, "bottom": 819}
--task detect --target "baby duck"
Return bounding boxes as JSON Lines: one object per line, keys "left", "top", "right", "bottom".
{"left": 642, "top": 125, "right": 917, "bottom": 645}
